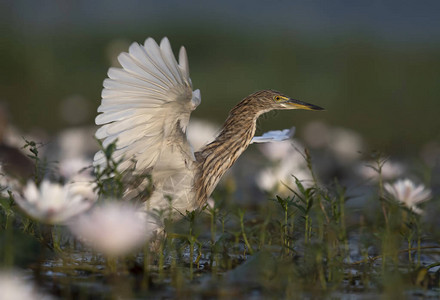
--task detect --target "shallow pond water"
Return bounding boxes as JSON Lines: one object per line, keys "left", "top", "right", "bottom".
{"left": 24, "top": 239, "right": 440, "bottom": 299}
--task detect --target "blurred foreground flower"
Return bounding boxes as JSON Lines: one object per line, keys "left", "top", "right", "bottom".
{"left": 68, "top": 202, "right": 152, "bottom": 256}
{"left": 14, "top": 180, "right": 96, "bottom": 224}
{"left": 384, "top": 179, "right": 432, "bottom": 215}
{"left": 0, "top": 269, "right": 52, "bottom": 300}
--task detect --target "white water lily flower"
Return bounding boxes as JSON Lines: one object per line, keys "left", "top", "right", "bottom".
{"left": 384, "top": 178, "right": 432, "bottom": 214}
{"left": 0, "top": 269, "right": 52, "bottom": 300}
{"left": 15, "top": 180, "right": 96, "bottom": 224}
{"left": 68, "top": 202, "right": 153, "bottom": 256}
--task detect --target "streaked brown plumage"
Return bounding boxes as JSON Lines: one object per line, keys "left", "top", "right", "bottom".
{"left": 194, "top": 90, "right": 323, "bottom": 207}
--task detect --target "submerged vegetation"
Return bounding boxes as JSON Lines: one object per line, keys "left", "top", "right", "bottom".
{"left": 0, "top": 138, "right": 438, "bottom": 299}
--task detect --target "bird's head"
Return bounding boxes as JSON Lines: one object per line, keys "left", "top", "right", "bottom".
{"left": 254, "top": 90, "right": 324, "bottom": 113}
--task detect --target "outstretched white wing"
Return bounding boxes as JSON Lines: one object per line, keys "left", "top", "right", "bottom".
{"left": 94, "top": 37, "right": 201, "bottom": 177}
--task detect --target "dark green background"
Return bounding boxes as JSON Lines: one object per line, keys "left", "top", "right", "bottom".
{"left": 2, "top": 1, "right": 439, "bottom": 156}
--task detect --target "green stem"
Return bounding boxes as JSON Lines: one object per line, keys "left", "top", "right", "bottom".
{"left": 210, "top": 208, "right": 217, "bottom": 273}
{"left": 52, "top": 226, "right": 63, "bottom": 252}
{"left": 143, "top": 242, "right": 150, "bottom": 289}
{"left": 189, "top": 237, "right": 194, "bottom": 280}
{"left": 284, "top": 202, "right": 289, "bottom": 255}
{"left": 158, "top": 239, "right": 165, "bottom": 281}
{"left": 304, "top": 210, "right": 310, "bottom": 244}
{"left": 3, "top": 213, "right": 13, "bottom": 266}
{"left": 239, "top": 209, "right": 254, "bottom": 255}
{"left": 417, "top": 227, "right": 421, "bottom": 267}
{"left": 107, "top": 256, "right": 117, "bottom": 273}
{"left": 259, "top": 215, "right": 269, "bottom": 250}
{"left": 426, "top": 261, "right": 440, "bottom": 270}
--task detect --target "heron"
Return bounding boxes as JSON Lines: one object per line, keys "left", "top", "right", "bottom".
{"left": 94, "top": 37, "right": 323, "bottom": 219}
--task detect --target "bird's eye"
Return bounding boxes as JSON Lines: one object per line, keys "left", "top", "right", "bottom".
{"left": 274, "top": 96, "right": 281, "bottom": 102}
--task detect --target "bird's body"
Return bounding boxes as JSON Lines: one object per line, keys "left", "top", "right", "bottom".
{"left": 94, "top": 37, "right": 322, "bottom": 217}
{"left": 195, "top": 91, "right": 275, "bottom": 207}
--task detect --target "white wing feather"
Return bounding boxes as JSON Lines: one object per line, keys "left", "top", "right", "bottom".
{"left": 251, "top": 127, "right": 296, "bottom": 143}
{"left": 94, "top": 37, "right": 201, "bottom": 185}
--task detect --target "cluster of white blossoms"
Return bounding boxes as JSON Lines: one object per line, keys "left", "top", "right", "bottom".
{"left": 13, "top": 179, "right": 154, "bottom": 256}
{"left": 254, "top": 122, "right": 435, "bottom": 216}
{"left": 15, "top": 180, "right": 96, "bottom": 224}
{"left": 384, "top": 178, "right": 432, "bottom": 215}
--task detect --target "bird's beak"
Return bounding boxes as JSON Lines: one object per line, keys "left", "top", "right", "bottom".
{"left": 285, "top": 98, "right": 324, "bottom": 111}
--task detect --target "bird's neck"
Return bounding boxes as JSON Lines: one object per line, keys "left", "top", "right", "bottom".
{"left": 194, "top": 98, "right": 263, "bottom": 207}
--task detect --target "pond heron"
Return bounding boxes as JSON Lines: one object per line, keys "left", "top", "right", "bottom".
{"left": 94, "top": 37, "right": 323, "bottom": 215}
